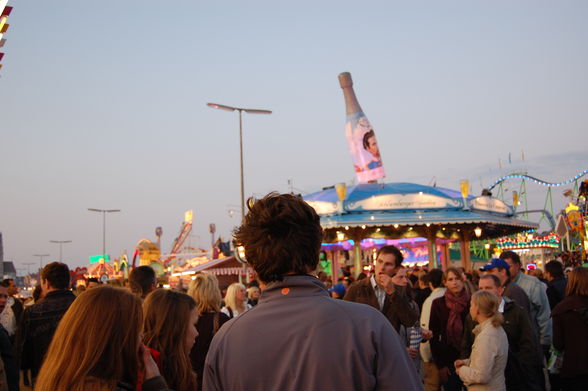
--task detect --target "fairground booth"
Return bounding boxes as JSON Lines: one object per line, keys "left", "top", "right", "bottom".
{"left": 304, "top": 182, "right": 538, "bottom": 280}
{"left": 170, "top": 255, "right": 254, "bottom": 290}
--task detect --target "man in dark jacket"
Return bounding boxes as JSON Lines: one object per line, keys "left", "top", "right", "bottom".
{"left": 545, "top": 260, "right": 567, "bottom": 310}
{"left": 16, "top": 262, "right": 75, "bottom": 384}
{"left": 461, "top": 274, "right": 543, "bottom": 391}
{"left": 0, "top": 285, "right": 18, "bottom": 391}
{"left": 203, "top": 193, "right": 423, "bottom": 391}
{"left": 344, "top": 245, "right": 419, "bottom": 332}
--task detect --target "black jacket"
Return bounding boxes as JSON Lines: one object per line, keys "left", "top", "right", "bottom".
{"left": 461, "top": 298, "right": 543, "bottom": 391}
{"left": 190, "top": 311, "right": 230, "bottom": 391}
{"left": 16, "top": 289, "right": 76, "bottom": 378}
{"left": 0, "top": 325, "right": 17, "bottom": 391}
{"left": 117, "top": 376, "right": 172, "bottom": 391}
{"left": 552, "top": 295, "right": 588, "bottom": 379}
{"left": 546, "top": 276, "right": 567, "bottom": 310}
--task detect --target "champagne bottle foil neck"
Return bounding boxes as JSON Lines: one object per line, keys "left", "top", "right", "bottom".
{"left": 338, "top": 72, "right": 353, "bottom": 88}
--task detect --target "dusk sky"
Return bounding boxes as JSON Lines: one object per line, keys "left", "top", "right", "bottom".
{"left": 1, "top": 1, "right": 587, "bottom": 271}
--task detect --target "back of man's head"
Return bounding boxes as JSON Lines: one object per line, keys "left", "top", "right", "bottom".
{"left": 41, "top": 262, "right": 70, "bottom": 290}
{"left": 499, "top": 250, "right": 521, "bottom": 265}
{"left": 234, "top": 193, "right": 323, "bottom": 283}
{"left": 129, "top": 266, "right": 157, "bottom": 298}
{"left": 427, "top": 269, "right": 444, "bottom": 289}
{"left": 545, "top": 260, "right": 564, "bottom": 280}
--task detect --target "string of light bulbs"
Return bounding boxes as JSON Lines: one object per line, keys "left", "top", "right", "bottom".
{"left": 488, "top": 169, "right": 588, "bottom": 191}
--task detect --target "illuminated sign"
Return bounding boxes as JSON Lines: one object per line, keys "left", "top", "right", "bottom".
{"left": 469, "top": 197, "right": 512, "bottom": 215}
{"left": 89, "top": 254, "right": 110, "bottom": 264}
{"left": 346, "top": 193, "right": 460, "bottom": 212}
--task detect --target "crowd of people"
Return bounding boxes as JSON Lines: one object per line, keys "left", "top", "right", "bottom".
{"left": 0, "top": 192, "right": 586, "bottom": 390}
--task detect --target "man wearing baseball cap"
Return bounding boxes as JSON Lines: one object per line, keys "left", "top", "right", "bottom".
{"left": 479, "top": 258, "right": 531, "bottom": 313}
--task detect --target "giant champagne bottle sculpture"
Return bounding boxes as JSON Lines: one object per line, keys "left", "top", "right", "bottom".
{"left": 338, "top": 72, "right": 385, "bottom": 183}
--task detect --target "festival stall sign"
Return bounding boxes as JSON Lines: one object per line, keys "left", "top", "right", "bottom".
{"left": 496, "top": 232, "right": 560, "bottom": 251}
{"left": 468, "top": 196, "right": 513, "bottom": 215}
{"left": 89, "top": 254, "right": 110, "bottom": 263}
{"left": 339, "top": 72, "right": 385, "bottom": 183}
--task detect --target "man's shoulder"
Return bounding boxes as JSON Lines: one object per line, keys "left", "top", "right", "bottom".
{"left": 518, "top": 273, "right": 541, "bottom": 288}
{"left": 217, "top": 295, "right": 388, "bottom": 340}
{"left": 348, "top": 278, "right": 372, "bottom": 290}
{"left": 504, "top": 299, "right": 524, "bottom": 317}
{"left": 28, "top": 291, "right": 75, "bottom": 314}
{"left": 508, "top": 279, "right": 527, "bottom": 293}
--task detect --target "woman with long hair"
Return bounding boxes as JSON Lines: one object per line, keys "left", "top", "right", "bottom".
{"left": 143, "top": 289, "right": 199, "bottom": 391}
{"left": 552, "top": 267, "right": 588, "bottom": 391}
{"left": 188, "top": 273, "right": 230, "bottom": 390}
{"left": 35, "top": 286, "right": 170, "bottom": 391}
{"left": 221, "top": 283, "right": 251, "bottom": 318}
{"left": 455, "top": 290, "right": 508, "bottom": 390}
{"left": 429, "top": 267, "right": 471, "bottom": 391}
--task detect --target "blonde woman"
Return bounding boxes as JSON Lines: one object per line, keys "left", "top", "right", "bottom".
{"left": 221, "top": 283, "right": 251, "bottom": 319}
{"left": 188, "top": 273, "right": 230, "bottom": 391}
{"left": 455, "top": 290, "right": 508, "bottom": 391}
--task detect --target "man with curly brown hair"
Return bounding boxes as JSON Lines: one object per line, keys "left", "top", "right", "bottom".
{"left": 203, "top": 193, "right": 423, "bottom": 391}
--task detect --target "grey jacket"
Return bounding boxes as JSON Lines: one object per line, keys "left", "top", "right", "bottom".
{"left": 513, "top": 272, "right": 552, "bottom": 346}
{"left": 203, "top": 275, "right": 423, "bottom": 391}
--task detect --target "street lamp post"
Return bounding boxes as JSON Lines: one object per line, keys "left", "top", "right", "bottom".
{"left": 23, "top": 262, "right": 35, "bottom": 275}
{"left": 49, "top": 240, "right": 72, "bottom": 262}
{"left": 88, "top": 208, "right": 121, "bottom": 260}
{"left": 207, "top": 103, "right": 271, "bottom": 222}
{"left": 33, "top": 254, "right": 50, "bottom": 270}
{"left": 23, "top": 262, "right": 36, "bottom": 288}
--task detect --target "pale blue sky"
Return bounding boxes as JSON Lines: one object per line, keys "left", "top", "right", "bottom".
{"left": 1, "top": 1, "right": 587, "bottom": 270}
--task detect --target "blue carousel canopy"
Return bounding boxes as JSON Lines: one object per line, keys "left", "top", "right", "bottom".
{"left": 303, "top": 182, "right": 538, "bottom": 233}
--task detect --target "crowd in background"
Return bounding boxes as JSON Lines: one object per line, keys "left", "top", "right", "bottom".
{"left": 0, "top": 194, "right": 586, "bottom": 390}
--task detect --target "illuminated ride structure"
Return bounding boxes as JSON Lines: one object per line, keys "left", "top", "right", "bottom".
{"left": 488, "top": 169, "right": 588, "bottom": 230}
{"left": 490, "top": 170, "right": 588, "bottom": 262}
{"left": 303, "top": 182, "right": 538, "bottom": 280}
{"left": 87, "top": 258, "right": 120, "bottom": 281}
{"left": 131, "top": 211, "right": 194, "bottom": 274}
{"left": 496, "top": 232, "right": 560, "bottom": 268}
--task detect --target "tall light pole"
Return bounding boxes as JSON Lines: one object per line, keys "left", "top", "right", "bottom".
{"left": 207, "top": 103, "right": 271, "bottom": 222}
{"left": 49, "top": 240, "right": 72, "bottom": 262}
{"left": 23, "top": 262, "right": 35, "bottom": 275}
{"left": 87, "top": 208, "right": 121, "bottom": 260}
{"left": 23, "top": 262, "right": 36, "bottom": 287}
{"left": 33, "top": 254, "right": 50, "bottom": 270}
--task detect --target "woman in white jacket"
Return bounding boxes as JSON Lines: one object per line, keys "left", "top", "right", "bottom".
{"left": 455, "top": 290, "right": 508, "bottom": 391}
